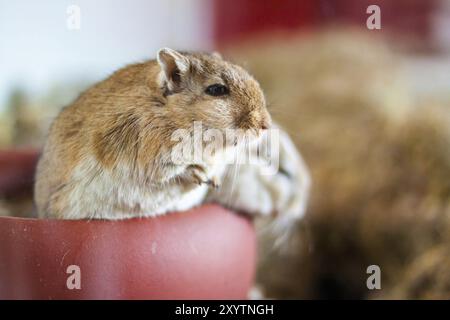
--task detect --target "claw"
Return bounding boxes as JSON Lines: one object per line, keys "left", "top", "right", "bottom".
{"left": 207, "top": 176, "right": 220, "bottom": 189}
{"left": 186, "top": 165, "right": 220, "bottom": 189}
{"left": 186, "top": 164, "right": 208, "bottom": 185}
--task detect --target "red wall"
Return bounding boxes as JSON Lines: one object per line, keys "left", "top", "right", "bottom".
{"left": 213, "top": 0, "right": 439, "bottom": 49}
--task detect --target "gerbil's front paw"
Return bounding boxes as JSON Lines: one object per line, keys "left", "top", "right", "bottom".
{"left": 186, "top": 164, "right": 207, "bottom": 185}
{"left": 186, "top": 164, "right": 220, "bottom": 188}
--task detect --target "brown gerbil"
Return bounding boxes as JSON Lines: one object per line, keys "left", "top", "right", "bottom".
{"left": 34, "top": 48, "right": 282, "bottom": 219}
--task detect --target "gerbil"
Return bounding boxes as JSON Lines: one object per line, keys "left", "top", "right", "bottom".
{"left": 34, "top": 48, "right": 309, "bottom": 221}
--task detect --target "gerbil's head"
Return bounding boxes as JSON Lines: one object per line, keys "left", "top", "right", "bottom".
{"left": 157, "top": 48, "right": 271, "bottom": 135}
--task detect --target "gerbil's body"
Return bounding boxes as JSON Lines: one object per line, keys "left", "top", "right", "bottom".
{"left": 35, "top": 49, "right": 273, "bottom": 219}
{"left": 35, "top": 48, "right": 310, "bottom": 221}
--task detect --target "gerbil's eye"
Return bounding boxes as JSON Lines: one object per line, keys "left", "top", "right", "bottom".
{"left": 205, "top": 84, "right": 229, "bottom": 97}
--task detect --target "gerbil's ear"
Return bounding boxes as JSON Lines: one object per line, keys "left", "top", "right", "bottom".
{"left": 157, "top": 48, "right": 189, "bottom": 90}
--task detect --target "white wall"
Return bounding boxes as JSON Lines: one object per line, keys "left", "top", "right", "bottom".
{"left": 0, "top": 0, "right": 213, "bottom": 109}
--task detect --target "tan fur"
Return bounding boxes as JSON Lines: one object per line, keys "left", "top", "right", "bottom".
{"left": 34, "top": 49, "right": 271, "bottom": 219}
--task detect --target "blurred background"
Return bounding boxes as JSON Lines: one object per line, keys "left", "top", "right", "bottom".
{"left": 0, "top": 0, "right": 449, "bottom": 299}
